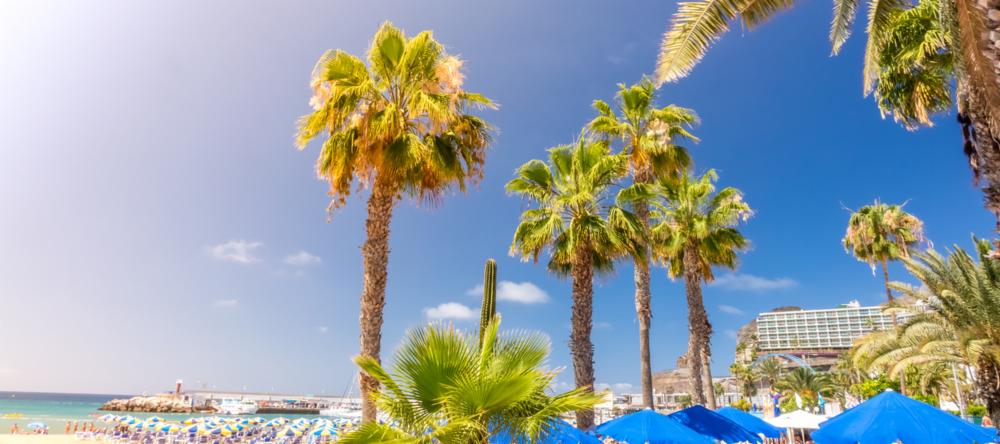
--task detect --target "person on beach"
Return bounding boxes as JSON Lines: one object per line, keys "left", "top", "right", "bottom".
{"left": 11, "top": 423, "right": 18, "bottom": 434}
{"left": 65, "top": 422, "right": 71, "bottom": 434}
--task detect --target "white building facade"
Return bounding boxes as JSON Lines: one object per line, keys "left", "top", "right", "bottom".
{"left": 756, "top": 301, "right": 907, "bottom": 351}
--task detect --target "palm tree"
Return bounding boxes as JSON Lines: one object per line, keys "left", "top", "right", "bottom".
{"left": 295, "top": 22, "right": 495, "bottom": 423}
{"left": 893, "top": 239, "right": 1000, "bottom": 425}
{"left": 655, "top": 0, "right": 1000, "bottom": 237}
{"left": 587, "top": 77, "right": 698, "bottom": 409}
{"left": 729, "top": 363, "right": 758, "bottom": 400}
{"left": 775, "top": 368, "right": 835, "bottom": 408}
{"left": 341, "top": 317, "right": 601, "bottom": 444}
{"left": 755, "top": 357, "right": 784, "bottom": 389}
{"left": 508, "top": 136, "right": 644, "bottom": 429}
{"left": 649, "top": 170, "right": 752, "bottom": 407}
{"left": 842, "top": 200, "right": 924, "bottom": 305}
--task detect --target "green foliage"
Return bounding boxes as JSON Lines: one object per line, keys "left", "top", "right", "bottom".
{"left": 968, "top": 404, "right": 988, "bottom": 417}
{"left": 731, "top": 399, "right": 752, "bottom": 412}
{"left": 755, "top": 357, "right": 783, "bottom": 387}
{"left": 911, "top": 393, "right": 939, "bottom": 406}
{"left": 655, "top": 0, "right": 903, "bottom": 90}
{"left": 341, "top": 317, "right": 601, "bottom": 443}
{"left": 479, "top": 258, "right": 497, "bottom": 347}
{"left": 776, "top": 368, "right": 835, "bottom": 402}
{"left": 507, "top": 135, "right": 645, "bottom": 275}
{"left": 873, "top": 0, "right": 954, "bottom": 130}
{"left": 677, "top": 394, "right": 693, "bottom": 408}
{"left": 850, "top": 375, "right": 899, "bottom": 399}
{"left": 648, "top": 170, "right": 753, "bottom": 281}
{"left": 843, "top": 200, "right": 924, "bottom": 269}
{"left": 587, "top": 77, "right": 698, "bottom": 181}
{"left": 295, "top": 21, "right": 496, "bottom": 211}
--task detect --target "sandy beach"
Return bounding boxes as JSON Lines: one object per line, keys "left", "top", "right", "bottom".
{"left": 0, "top": 436, "right": 80, "bottom": 444}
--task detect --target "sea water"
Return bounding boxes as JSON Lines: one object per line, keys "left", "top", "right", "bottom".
{"left": 0, "top": 392, "right": 326, "bottom": 434}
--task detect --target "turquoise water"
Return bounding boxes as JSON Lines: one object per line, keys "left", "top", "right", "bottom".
{"left": 0, "top": 392, "right": 324, "bottom": 434}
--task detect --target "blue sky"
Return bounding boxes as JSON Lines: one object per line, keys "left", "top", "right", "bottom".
{"left": 0, "top": 0, "right": 993, "bottom": 396}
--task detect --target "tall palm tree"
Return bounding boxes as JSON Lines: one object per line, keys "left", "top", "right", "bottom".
{"left": 508, "top": 136, "right": 644, "bottom": 429}
{"left": 587, "top": 77, "right": 698, "bottom": 409}
{"left": 894, "top": 239, "right": 1000, "bottom": 425}
{"left": 655, "top": 0, "right": 1000, "bottom": 237}
{"left": 649, "top": 170, "right": 752, "bottom": 407}
{"left": 729, "top": 363, "right": 758, "bottom": 400}
{"left": 842, "top": 200, "right": 924, "bottom": 305}
{"left": 341, "top": 317, "right": 601, "bottom": 444}
{"left": 295, "top": 22, "right": 495, "bottom": 423}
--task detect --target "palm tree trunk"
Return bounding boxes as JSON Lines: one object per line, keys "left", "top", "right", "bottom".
{"left": 683, "top": 244, "right": 707, "bottom": 406}
{"left": 632, "top": 167, "right": 654, "bottom": 409}
{"left": 881, "top": 258, "right": 893, "bottom": 304}
{"left": 978, "top": 355, "right": 1000, "bottom": 428}
{"left": 358, "top": 180, "right": 395, "bottom": 424}
{"left": 570, "top": 246, "right": 596, "bottom": 430}
{"left": 701, "top": 337, "right": 717, "bottom": 409}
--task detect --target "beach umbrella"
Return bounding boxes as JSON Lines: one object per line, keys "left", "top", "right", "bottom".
{"left": 26, "top": 422, "right": 46, "bottom": 430}
{"left": 208, "top": 426, "right": 233, "bottom": 436}
{"left": 811, "top": 390, "right": 998, "bottom": 444}
{"left": 490, "top": 419, "right": 600, "bottom": 444}
{"left": 595, "top": 409, "right": 714, "bottom": 444}
{"left": 715, "top": 406, "right": 785, "bottom": 439}
{"left": 118, "top": 416, "right": 138, "bottom": 425}
{"left": 99, "top": 414, "right": 119, "bottom": 423}
{"left": 183, "top": 423, "right": 212, "bottom": 434}
{"left": 146, "top": 416, "right": 163, "bottom": 423}
{"left": 279, "top": 426, "right": 303, "bottom": 436}
{"left": 764, "top": 409, "right": 827, "bottom": 429}
{"left": 669, "top": 405, "right": 762, "bottom": 443}
{"left": 158, "top": 423, "right": 182, "bottom": 433}
{"left": 311, "top": 427, "right": 337, "bottom": 437}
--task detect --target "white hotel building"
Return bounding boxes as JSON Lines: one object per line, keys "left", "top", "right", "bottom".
{"left": 755, "top": 300, "right": 907, "bottom": 352}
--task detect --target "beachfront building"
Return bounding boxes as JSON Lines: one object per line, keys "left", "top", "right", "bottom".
{"left": 734, "top": 300, "right": 915, "bottom": 372}
{"left": 757, "top": 300, "right": 908, "bottom": 352}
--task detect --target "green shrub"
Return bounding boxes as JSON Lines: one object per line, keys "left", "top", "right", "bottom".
{"left": 968, "top": 404, "right": 987, "bottom": 417}
{"left": 730, "top": 399, "right": 751, "bottom": 412}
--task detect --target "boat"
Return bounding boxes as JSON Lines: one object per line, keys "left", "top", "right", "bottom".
{"left": 318, "top": 405, "right": 361, "bottom": 419}
{"left": 215, "top": 399, "right": 258, "bottom": 415}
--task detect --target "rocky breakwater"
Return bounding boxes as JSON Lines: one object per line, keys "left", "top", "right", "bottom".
{"left": 99, "top": 395, "right": 206, "bottom": 413}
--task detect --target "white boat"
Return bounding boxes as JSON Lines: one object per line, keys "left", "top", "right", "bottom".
{"left": 216, "top": 398, "right": 258, "bottom": 415}
{"left": 319, "top": 405, "right": 361, "bottom": 419}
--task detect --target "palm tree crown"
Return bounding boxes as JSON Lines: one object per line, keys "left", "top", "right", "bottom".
{"left": 296, "top": 21, "right": 495, "bottom": 209}
{"left": 650, "top": 170, "right": 752, "bottom": 281}
{"left": 842, "top": 200, "right": 924, "bottom": 303}
{"left": 507, "top": 137, "right": 643, "bottom": 274}
{"left": 341, "top": 318, "right": 600, "bottom": 444}
{"left": 588, "top": 77, "right": 698, "bottom": 181}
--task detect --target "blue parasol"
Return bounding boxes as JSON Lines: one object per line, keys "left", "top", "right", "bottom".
{"left": 669, "top": 405, "right": 762, "bottom": 443}
{"left": 595, "top": 409, "right": 714, "bottom": 444}
{"left": 715, "top": 406, "right": 785, "bottom": 438}
{"left": 811, "top": 390, "right": 997, "bottom": 444}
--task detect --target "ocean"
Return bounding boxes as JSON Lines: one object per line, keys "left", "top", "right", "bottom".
{"left": 0, "top": 392, "right": 325, "bottom": 434}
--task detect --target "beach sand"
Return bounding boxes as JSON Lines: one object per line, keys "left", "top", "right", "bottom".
{"left": 0, "top": 436, "right": 81, "bottom": 444}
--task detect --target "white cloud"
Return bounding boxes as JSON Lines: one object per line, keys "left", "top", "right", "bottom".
{"left": 718, "top": 304, "right": 744, "bottom": 315}
{"left": 709, "top": 273, "right": 798, "bottom": 292}
{"left": 285, "top": 250, "right": 321, "bottom": 266}
{"left": 724, "top": 330, "right": 739, "bottom": 340}
{"left": 213, "top": 299, "right": 239, "bottom": 308}
{"left": 316, "top": 326, "right": 329, "bottom": 334}
{"left": 594, "top": 321, "right": 613, "bottom": 330}
{"left": 424, "top": 302, "right": 478, "bottom": 320}
{"left": 596, "top": 382, "right": 636, "bottom": 393}
{"left": 466, "top": 281, "right": 550, "bottom": 304}
{"left": 207, "top": 240, "right": 263, "bottom": 264}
